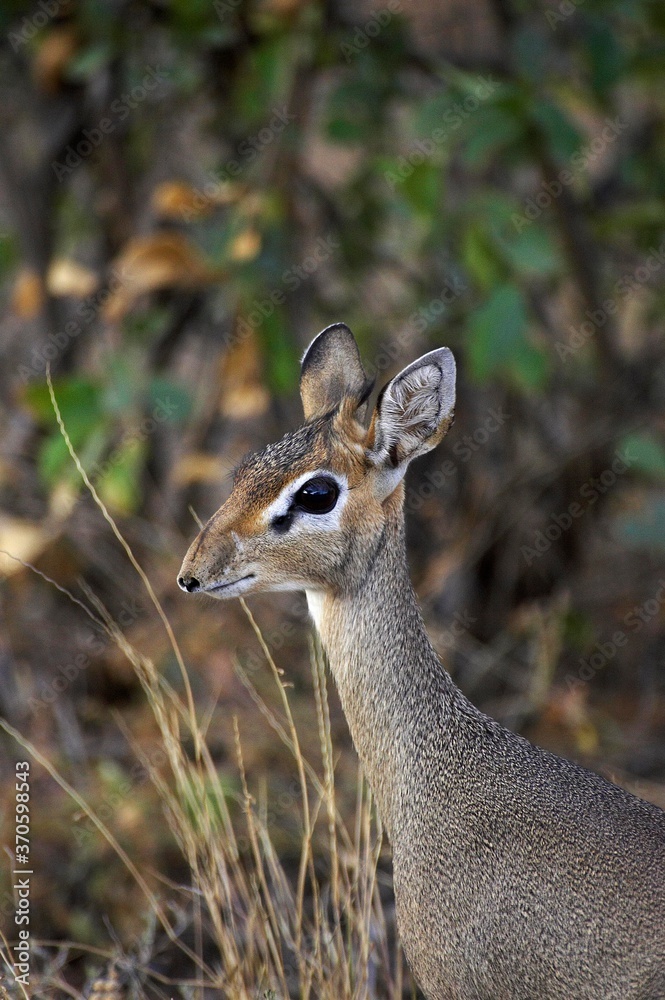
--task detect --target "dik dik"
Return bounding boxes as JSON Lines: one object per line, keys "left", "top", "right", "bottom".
{"left": 179, "top": 323, "right": 665, "bottom": 1000}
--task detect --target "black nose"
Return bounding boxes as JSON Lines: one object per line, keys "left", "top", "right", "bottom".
{"left": 178, "top": 575, "right": 200, "bottom": 593}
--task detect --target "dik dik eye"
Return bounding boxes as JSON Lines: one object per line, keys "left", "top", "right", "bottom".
{"left": 294, "top": 476, "right": 339, "bottom": 514}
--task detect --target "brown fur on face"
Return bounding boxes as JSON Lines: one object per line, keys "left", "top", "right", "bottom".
{"left": 178, "top": 325, "right": 456, "bottom": 600}
{"left": 178, "top": 403, "right": 387, "bottom": 599}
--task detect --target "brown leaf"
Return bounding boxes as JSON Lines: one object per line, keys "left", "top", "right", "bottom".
{"left": 47, "top": 258, "right": 98, "bottom": 298}
{"left": 32, "top": 26, "right": 78, "bottom": 94}
{"left": 151, "top": 180, "right": 243, "bottom": 221}
{"left": 221, "top": 383, "right": 271, "bottom": 418}
{"left": 49, "top": 482, "right": 79, "bottom": 520}
{"left": 229, "top": 228, "right": 262, "bottom": 262}
{"left": 103, "top": 232, "right": 224, "bottom": 322}
{"left": 11, "top": 269, "right": 45, "bottom": 319}
{"left": 219, "top": 330, "right": 270, "bottom": 419}
{"left": 0, "top": 517, "right": 53, "bottom": 577}
{"left": 172, "top": 452, "right": 227, "bottom": 487}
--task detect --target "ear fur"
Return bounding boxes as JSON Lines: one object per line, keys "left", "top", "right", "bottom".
{"left": 300, "top": 323, "right": 371, "bottom": 420}
{"left": 369, "top": 347, "right": 456, "bottom": 495}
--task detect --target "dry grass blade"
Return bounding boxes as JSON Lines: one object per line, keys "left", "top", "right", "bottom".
{"left": 0, "top": 548, "right": 105, "bottom": 628}
{"left": 233, "top": 717, "right": 291, "bottom": 999}
{"left": 1, "top": 403, "right": 406, "bottom": 996}
{"left": 311, "top": 633, "right": 351, "bottom": 997}
{"left": 0, "top": 718, "right": 213, "bottom": 981}
{"left": 45, "top": 366, "right": 201, "bottom": 760}
{"left": 233, "top": 658, "right": 355, "bottom": 858}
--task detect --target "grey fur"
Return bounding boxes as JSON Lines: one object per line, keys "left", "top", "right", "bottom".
{"left": 321, "top": 498, "right": 665, "bottom": 1000}
{"left": 179, "top": 327, "right": 665, "bottom": 1000}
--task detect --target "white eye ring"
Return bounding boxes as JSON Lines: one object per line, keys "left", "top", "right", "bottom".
{"left": 263, "top": 470, "right": 348, "bottom": 532}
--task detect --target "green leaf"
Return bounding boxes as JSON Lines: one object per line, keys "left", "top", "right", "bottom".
{"left": 97, "top": 439, "right": 145, "bottom": 515}
{"left": 463, "top": 224, "right": 505, "bottom": 291}
{"left": 596, "top": 200, "right": 665, "bottom": 233}
{"left": 235, "top": 36, "right": 295, "bottom": 125}
{"left": 326, "top": 79, "right": 378, "bottom": 145}
{"left": 461, "top": 105, "right": 525, "bottom": 169}
{"left": 511, "top": 340, "right": 549, "bottom": 390}
{"left": 620, "top": 432, "right": 665, "bottom": 481}
{"left": 149, "top": 378, "right": 192, "bottom": 423}
{"left": 25, "top": 377, "right": 103, "bottom": 429}
{"left": 66, "top": 43, "right": 113, "bottom": 83}
{"left": 170, "top": 0, "right": 216, "bottom": 32}
{"left": 0, "top": 231, "right": 19, "bottom": 276}
{"left": 399, "top": 162, "right": 442, "bottom": 216}
{"left": 327, "top": 115, "right": 365, "bottom": 143}
{"left": 467, "top": 284, "right": 548, "bottom": 389}
{"left": 39, "top": 419, "right": 109, "bottom": 486}
{"left": 616, "top": 497, "right": 665, "bottom": 550}
{"left": 415, "top": 92, "right": 453, "bottom": 138}
{"left": 500, "top": 225, "right": 562, "bottom": 278}
{"left": 562, "top": 609, "right": 595, "bottom": 651}
{"left": 585, "top": 18, "right": 625, "bottom": 95}
{"left": 532, "top": 100, "right": 581, "bottom": 165}
{"left": 468, "top": 285, "right": 525, "bottom": 378}
{"left": 24, "top": 377, "right": 114, "bottom": 485}
{"left": 258, "top": 308, "right": 299, "bottom": 396}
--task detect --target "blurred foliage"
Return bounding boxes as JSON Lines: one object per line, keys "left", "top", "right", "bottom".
{"left": 1, "top": 0, "right": 664, "bottom": 411}
{"left": 1, "top": 0, "right": 665, "bottom": 991}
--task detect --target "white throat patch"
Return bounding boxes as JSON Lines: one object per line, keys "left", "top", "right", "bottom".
{"left": 306, "top": 590, "right": 325, "bottom": 631}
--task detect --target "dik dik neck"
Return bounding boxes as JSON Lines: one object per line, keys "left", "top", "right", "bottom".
{"left": 314, "top": 491, "right": 454, "bottom": 836}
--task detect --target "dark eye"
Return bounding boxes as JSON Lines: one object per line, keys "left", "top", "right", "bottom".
{"left": 294, "top": 476, "right": 339, "bottom": 514}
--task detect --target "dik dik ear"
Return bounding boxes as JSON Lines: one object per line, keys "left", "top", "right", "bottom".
{"left": 369, "top": 348, "right": 456, "bottom": 495}
{"left": 300, "top": 322, "right": 370, "bottom": 420}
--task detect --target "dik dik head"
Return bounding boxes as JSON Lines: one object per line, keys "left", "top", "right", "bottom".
{"left": 178, "top": 323, "right": 455, "bottom": 600}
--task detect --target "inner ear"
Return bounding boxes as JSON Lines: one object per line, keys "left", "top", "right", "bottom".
{"left": 370, "top": 347, "right": 456, "bottom": 472}
{"left": 300, "top": 323, "right": 370, "bottom": 420}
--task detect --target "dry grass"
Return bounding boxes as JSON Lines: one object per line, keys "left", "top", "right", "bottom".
{"left": 0, "top": 374, "right": 413, "bottom": 999}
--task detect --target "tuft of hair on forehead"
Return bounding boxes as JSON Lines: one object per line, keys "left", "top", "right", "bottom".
{"left": 231, "top": 402, "right": 371, "bottom": 516}
{"left": 233, "top": 416, "right": 332, "bottom": 486}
